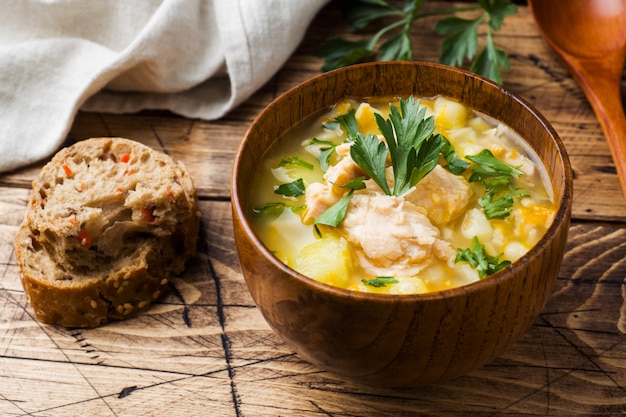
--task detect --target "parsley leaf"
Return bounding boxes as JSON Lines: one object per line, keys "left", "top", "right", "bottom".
{"left": 333, "top": 176, "right": 367, "bottom": 191}
{"left": 510, "top": 187, "right": 531, "bottom": 199}
{"left": 478, "top": 0, "right": 519, "bottom": 30}
{"left": 470, "top": 29, "right": 511, "bottom": 84}
{"left": 312, "top": 96, "right": 448, "bottom": 231}
{"left": 252, "top": 202, "right": 306, "bottom": 218}
{"left": 436, "top": 0, "right": 517, "bottom": 83}
{"left": 479, "top": 191, "right": 513, "bottom": 219}
{"left": 362, "top": 276, "right": 399, "bottom": 287}
{"left": 335, "top": 109, "right": 361, "bottom": 140}
{"left": 309, "top": 138, "right": 339, "bottom": 171}
{"left": 274, "top": 178, "right": 306, "bottom": 197}
{"left": 354, "top": 96, "right": 443, "bottom": 196}
{"left": 252, "top": 202, "right": 288, "bottom": 218}
{"left": 455, "top": 236, "right": 511, "bottom": 278}
{"left": 318, "top": 0, "right": 419, "bottom": 71}
{"left": 466, "top": 149, "right": 524, "bottom": 219}
{"left": 435, "top": 15, "right": 482, "bottom": 68}
{"left": 279, "top": 156, "right": 313, "bottom": 170}
{"left": 466, "top": 149, "right": 523, "bottom": 189}
{"left": 344, "top": 0, "right": 404, "bottom": 30}
{"left": 317, "top": 0, "right": 518, "bottom": 83}
{"left": 410, "top": 132, "right": 444, "bottom": 185}
{"left": 316, "top": 37, "right": 372, "bottom": 72}
{"left": 441, "top": 136, "right": 469, "bottom": 175}
{"left": 313, "top": 190, "right": 355, "bottom": 237}
{"left": 349, "top": 133, "right": 392, "bottom": 195}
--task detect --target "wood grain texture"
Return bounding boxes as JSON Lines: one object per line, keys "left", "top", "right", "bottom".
{"left": 0, "top": 1, "right": 625, "bottom": 415}
{"left": 1, "top": 193, "right": 626, "bottom": 415}
{"left": 2, "top": 1, "right": 625, "bottom": 220}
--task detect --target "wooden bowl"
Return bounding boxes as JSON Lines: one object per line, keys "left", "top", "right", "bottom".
{"left": 231, "top": 61, "right": 573, "bottom": 387}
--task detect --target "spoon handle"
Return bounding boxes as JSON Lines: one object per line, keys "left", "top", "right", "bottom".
{"left": 570, "top": 60, "right": 626, "bottom": 199}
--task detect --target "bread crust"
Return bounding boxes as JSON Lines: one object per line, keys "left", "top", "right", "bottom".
{"left": 14, "top": 137, "right": 200, "bottom": 327}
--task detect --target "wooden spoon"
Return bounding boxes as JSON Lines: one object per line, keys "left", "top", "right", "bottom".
{"left": 529, "top": 0, "right": 626, "bottom": 198}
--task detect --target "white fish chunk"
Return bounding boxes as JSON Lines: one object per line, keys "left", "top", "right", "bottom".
{"left": 405, "top": 165, "right": 472, "bottom": 225}
{"left": 340, "top": 192, "right": 454, "bottom": 276}
{"left": 303, "top": 153, "right": 365, "bottom": 223}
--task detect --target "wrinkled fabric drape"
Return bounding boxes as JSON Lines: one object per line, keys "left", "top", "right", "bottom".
{"left": 0, "top": 0, "right": 329, "bottom": 172}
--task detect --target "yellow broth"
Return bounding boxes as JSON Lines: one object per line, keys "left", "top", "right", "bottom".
{"left": 248, "top": 96, "right": 556, "bottom": 294}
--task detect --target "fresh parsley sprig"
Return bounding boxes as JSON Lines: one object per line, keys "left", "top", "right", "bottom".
{"left": 466, "top": 149, "right": 523, "bottom": 219}
{"left": 317, "top": 0, "right": 518, "bottom": 84}
{"left": 455, "top": 236, "right": 511, "bottom": 278}
{"left": 317, "top": 0, "right": 418, "bottom": 71}
{"left": 314, "top": 190, "right": 355, "bottom": 237}
{"left": 466, "top": 149, "right": 522, "bottom": 188}
{"left": 441, "top": 136, "right": 470, "bottom": 175}
{"left": 362, "top": 276, "right": 399, "bottom": 287}
{"left": 309, "top": 138, "right": 339, "bottom": 171}
{"left": 313, "top": 96, "right": 445, "bottom": 234}
{"left": 350, "top": 96, "right": 444, "bottom": 197}
{"left": 312, "top": 177, "right": 367, "bottom": 236}
{"left": 274, "top": 178, "right": 306, "bottom": 198}
{"left": 252, "top": 202, "right": 306, "bottom": 218}
{"left": 478, "top": 191, "right": 513, "bottom": 219}
{"left": 350, "top": 133, "right": 392, "bottom": 194}
{"left": 435, "top": 0, "right": 517, "bottom": 83}
{"left": 278, "top": 156, "right": 314, "bottom": 170}
{"left": 335, "top": 109, "right": 362, "bottom": 139}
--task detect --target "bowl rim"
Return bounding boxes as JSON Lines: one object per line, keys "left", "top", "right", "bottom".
{"left": 231, "top": 60, "right": 573, "bottom": 302}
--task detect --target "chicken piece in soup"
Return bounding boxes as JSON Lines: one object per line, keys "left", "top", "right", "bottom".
{"left": 248, "top": 96, "right": 556, "bottom": 294}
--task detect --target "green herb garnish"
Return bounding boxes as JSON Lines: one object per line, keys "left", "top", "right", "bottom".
{"left": 309, "top": 138, "right": 340, "bottom": 171}
{"left": 252, "top": 202, "right": 288, "bottom": 218}
{"left": 362, "top": 276, "right": 399, "bottom": 288}
{"left": 435, "top": 0, "right": 516, "bottom": 83}
{"left": 455, "top": 236, "right": 511, "bottom": 278}
{"left": 333, "top": 176, "right": 367, "bottom": 191}
{"left": 313, "top": 96, "right": 444, "bottom": 231}
{"left": 317, "top": 0, "right": 518, "bottom": 84}
{"left": 252, "top": 202, "right": 306, "bottom": 218}
{"left": 466, "top": 149, "right": 524, "bottom": 219}
{"left": 335, "top": 109, "right": 361, "bottom": 140}
{"left": 274, "top": 178, "right": 306, "bottom": 197}
{"left": 350, "top": 96, "right": 444, "bottom": 197}
{"left": 350, "top": 133, "right": 392, "bottom": 194}
{"left": 440, "top": 136, "right": 469, "bottom": 175}
{"left": 314, "top": 190, "right": 355, "bottom": 237}
{"left": 466, "top": 149, "right": 523, "bottom": 188}
{"left": 313, "top": 178, "right": 367, "bottom": 237}
{"left": 279, "top": 156, "right": 314, "bottom": 170}
{"left": 478, "top": 191, "right": 513, "bottom": 219}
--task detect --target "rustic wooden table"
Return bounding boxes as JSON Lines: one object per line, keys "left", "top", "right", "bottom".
{"left": 1, "top": 2, "right": 626, "bottom": 416}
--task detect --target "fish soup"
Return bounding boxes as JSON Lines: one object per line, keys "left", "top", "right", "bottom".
{"left": 248, "top": 96, "right": 556, "bottom": 294}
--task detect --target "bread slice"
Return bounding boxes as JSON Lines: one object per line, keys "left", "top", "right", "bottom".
{"left": 14, "top": 137, "right": 201, "bottom": 327}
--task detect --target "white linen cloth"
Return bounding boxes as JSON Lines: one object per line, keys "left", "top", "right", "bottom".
{"left": 0, "top": 0, "right": 329, "bottom": 172}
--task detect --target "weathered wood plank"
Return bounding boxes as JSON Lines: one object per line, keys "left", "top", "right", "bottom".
{"left": 0, "top": 3, "right": 625, "bottom": 416}
{"left": 1, "top": 2, "right": 625, "bottom": 220}
{"left": 0, "top": 357, "right": 237, "bottom": 417}
{"left": 1, "top": 182, "right": 625, "bottom": 415}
